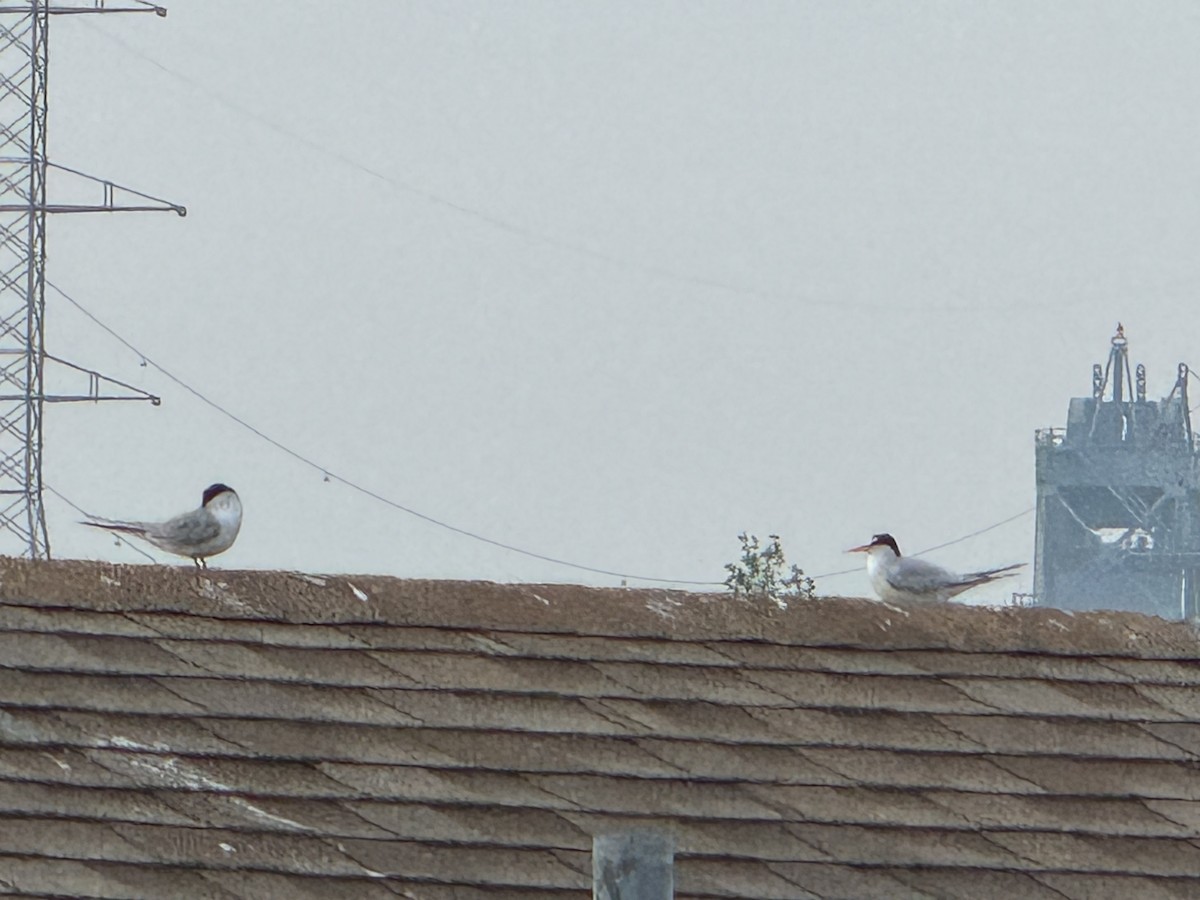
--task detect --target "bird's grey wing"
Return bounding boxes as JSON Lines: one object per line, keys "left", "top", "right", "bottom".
{"left": 154, "top": 509, "right": 220, "bottom": 546}
{"left": 886, "top": 557, "right": 961, "bottom": 593}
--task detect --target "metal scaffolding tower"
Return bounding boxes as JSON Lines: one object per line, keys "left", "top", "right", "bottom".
{"left": 1034, "top": 325, "right": 1200, "bottom": 618}
{"left": 0, "top": 0, "right": 181, "bottom": 558}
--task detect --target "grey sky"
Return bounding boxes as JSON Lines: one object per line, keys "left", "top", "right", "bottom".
{"left": 34, "top": 1, "right": 1200, "bottom": 599}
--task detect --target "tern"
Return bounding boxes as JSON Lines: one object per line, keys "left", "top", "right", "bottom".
{"left": 847, "top": 533, "right": 1024, "bottom": 603}
{"left": 83, "top": 483, "right": 242, "bottom": 569}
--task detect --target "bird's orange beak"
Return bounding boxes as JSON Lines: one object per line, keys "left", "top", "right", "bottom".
{"left": 846, "top": 544, "right": 872, "bottom": 553}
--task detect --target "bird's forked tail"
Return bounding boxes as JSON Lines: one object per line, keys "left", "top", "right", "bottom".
{"left": 81, "top": 519, "right": 148, "bottom": 537}
{"left": 964, "top": 562, "right": 1026, "bottom": 583}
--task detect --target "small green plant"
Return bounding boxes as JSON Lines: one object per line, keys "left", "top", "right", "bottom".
{"left": 723, "top": 532, "right": 816, "bottom": 602}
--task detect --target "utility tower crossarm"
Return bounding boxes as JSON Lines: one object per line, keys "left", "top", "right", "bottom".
{"left": 0, "top": 161, "right": 186, "bottom": 215}
{"left": 0, "top": 4, "right": 165, "bottom": 14}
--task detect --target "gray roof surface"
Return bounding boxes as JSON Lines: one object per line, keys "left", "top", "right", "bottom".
{"left": 2, "top": 557, "right": 1200, "bottom": 898}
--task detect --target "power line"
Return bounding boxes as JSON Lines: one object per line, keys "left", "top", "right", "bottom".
{"left": 43, "top": 480, "right": 158, "bottom": 564}
{"left": 77, "top": 20, "right": 1119, "bottom": 317}
{"left": 917, "top": 506, "right": 1036, "bottom": 556}
{"left": 51, "top": 280, "right": 1039, "bottom": 588}
{"left": 81, "top": 23, "right": 815, "bottom": 306}
{"left": 47, "top": 280, "right": 722, "bottom": 587}
{"left": 811, "top": 506, "right": 1035, "bottom": 580}
{"left": 47, "top": 279, "right": 1041, "bottom": 586}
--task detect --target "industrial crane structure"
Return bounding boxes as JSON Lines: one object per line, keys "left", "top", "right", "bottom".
{"left": 1034, "top": 325, "right": 1200, "bottom": 618}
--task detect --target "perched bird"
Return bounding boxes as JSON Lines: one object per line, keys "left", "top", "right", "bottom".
{"left": 83, "top": 483, "right": 242, "bottom": 569}
{"left": 847, "top": 533, "right": 1023, "bottom": 603}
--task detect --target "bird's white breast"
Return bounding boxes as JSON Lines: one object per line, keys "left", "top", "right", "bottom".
{"left": 864, "top": 546, "right": 904, "bottom": 602}
{"left": 210, "top": 493, "right": 241, "bottom": 519}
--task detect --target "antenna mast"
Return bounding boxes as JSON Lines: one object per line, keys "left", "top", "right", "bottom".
{"left": 0, "top": 0, "right": 181, "bottom": 558}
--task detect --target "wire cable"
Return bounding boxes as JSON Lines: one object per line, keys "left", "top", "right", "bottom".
{"left": 43, "top": 480, "right": 158, "bottom": 564}
{"left": 45, "top": 281, "right": 1041, "bottom": 587}
{"left": 46, "top": 280, "right": 722, "bottom": 587}
{"left": 77, "top": 20, "right": 1112, "bottom": 316}
{"left": 811, "top": 506, "right": 1035, "bottom": 580}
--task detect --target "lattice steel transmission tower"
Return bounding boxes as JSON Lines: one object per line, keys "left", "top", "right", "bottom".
{"left": 0, "top": 0, "right": 181, "bottom": 558}
{"left": 1034, "top": 325, "right": 1200, "bottom": 618}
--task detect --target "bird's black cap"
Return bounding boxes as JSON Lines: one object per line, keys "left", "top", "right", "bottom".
{"left": 870, "top": 533, "right": 901, "bottom": 556}
{"left": 202, "top": 484, "right": 236, "bottom": 506}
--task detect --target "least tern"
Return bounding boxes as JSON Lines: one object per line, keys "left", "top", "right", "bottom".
{"left": 848, "top": 533, "right": 1023, "bottom": 603}
{"left": 83, "top": 483, "right": 242, "bottom": 569}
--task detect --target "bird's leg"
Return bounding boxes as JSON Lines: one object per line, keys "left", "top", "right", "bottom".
{"left": 189, "top": 556, "right": 209, "bottom": 592}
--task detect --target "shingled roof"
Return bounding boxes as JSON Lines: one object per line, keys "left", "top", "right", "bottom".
{"left": 2, "top": 557, "right": 1200, "bottom": 898}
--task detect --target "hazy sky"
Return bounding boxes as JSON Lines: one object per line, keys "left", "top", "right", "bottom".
{"left": 29, "top": 1, "right": 1200, "bottom": 600}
